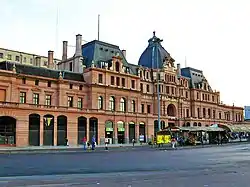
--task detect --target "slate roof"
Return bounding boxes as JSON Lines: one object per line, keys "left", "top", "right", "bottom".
{"left": 0, "top": 61, "right": 84, "bottom": 82}
{"left": 181, "top": 67, "right": 212, "bottom": 90}
{"left": 138, "top": 32, "right": 171, "bottom": 69}
{"left": 82, "top": 40, "right": 137, "bottom": 75}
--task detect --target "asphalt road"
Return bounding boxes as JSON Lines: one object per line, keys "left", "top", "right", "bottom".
{"left": 0, "top": 144, "right": 250, "bottom": 187}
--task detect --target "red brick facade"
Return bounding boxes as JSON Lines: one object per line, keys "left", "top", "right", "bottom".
{"left": 0, "top": 55, "right": 244, "bottom": 147}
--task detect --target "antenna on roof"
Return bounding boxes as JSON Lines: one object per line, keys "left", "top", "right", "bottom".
{"left": 55, "top": 0, "right": 59, "bottom": 58}
{"left": 98, "top": 14, "right": 100, "bottom": 41}
{"left": 185, "top": 56, "right": 187, "bottom": 67}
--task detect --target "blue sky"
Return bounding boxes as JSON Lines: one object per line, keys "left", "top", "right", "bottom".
{"left": 1, "top": 0, "right": 250, "bottom": 107}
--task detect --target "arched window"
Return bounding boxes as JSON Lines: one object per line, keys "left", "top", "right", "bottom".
{"left": 131, "top": 100, "right": 135, "bottom": 113}
{"left": 115, "top": 61, "right": 120, "bottom": 72}
{"left": 98, "top": 96, "right": 103, "bottom": 110}
{"left": 109, "top": 96, "right": 115, "bottom": 111}
{"left": 120, "top": 97, "right": 126, "bottom": 112}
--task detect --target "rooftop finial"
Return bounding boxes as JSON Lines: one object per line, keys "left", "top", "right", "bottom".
{"left": 153, "top": 31, "right": 156, "bottom": 36}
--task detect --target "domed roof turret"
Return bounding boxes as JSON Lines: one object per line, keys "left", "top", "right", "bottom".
{"left": 138, "top": 31, "right": 174, "bottom": 69}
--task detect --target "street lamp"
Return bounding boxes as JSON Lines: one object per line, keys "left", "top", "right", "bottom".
{"left": 151, "top": 31, "right": 162, "bottom": 132}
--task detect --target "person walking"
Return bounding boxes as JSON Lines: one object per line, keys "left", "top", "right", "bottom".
{"left": 82, "top": 137, "right": 87, "bottom": 150}
{"left": 91, "top": 136, "right": 96, "bottom": 150}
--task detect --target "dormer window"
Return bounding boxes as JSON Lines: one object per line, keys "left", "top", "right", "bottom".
{"left": 115, "top": 61, "right": 120, "bottom": 72}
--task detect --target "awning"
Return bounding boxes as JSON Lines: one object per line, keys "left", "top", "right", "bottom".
{"left": 219, "top": 124, "right": 250, "bottom": 132}
{"left": 179, "top": 126, "right": 225, "bottom": 132}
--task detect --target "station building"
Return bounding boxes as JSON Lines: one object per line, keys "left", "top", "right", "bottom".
{"left": 0, "top": 32, "right": 244, "bottom": 147}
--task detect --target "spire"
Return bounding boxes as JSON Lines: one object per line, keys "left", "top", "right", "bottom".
{"left": 153, "top": 31, "right": 156, "bottom": 36}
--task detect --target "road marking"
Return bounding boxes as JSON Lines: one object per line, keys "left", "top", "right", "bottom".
{"left": 21, "top": 183, "right": 78, "bottom": 187}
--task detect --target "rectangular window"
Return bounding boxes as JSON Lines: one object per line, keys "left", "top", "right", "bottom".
{"left": 68, "top": 96, "right": 73, "bottom": 107}
{"left": 35, "top": 80, "right": 39, "bottom": 86}
{"left": 140, "top": 83, "right": 143, "bottom": 92}
{"left": 23, "top": 57, "right": 26, "bottom": 63}
{"left": 98, "top": 74, "right": 103, "bottom": 84}
{"left": 213, "top": 110, "right": 215, "bottom": 119}
{"left": 166, "top": 86, "right": 169, "bottom": 94}
{"left": 147, "top": 105, "right": 151, "bottom": 113}
{"left": 122, "top": 78, "right": 125, "bottom": 87}
{"left": 30, "top": 58, "right": 33, "bottom": 64}
{"left": 7, "top": 54, "right": 12, "bottom": 60}
{"left": 131, "top": 80, "right": 135, "bottom": 89}
{"left": 20, "top": 92, "right": 26, "bottom": 104}
{"left": 15, "top": 56, "right": 20, "bottom": 62}
{"left": 141, "top": 104, "right": 144, "bottom": 113}
{"left": 77, "top": 98, "right": 83, "bottom": 109}
{"left": 33, "top": 93, "right": 39, "bottom": 105}
{"left": 146, "top": 85, "right": 150, "bottom": 92}
{"left": 186, "top": 109, "right": 189, "bottom": 117}
{"left": 47, "top": 81, "right": 51, "bottom": 87}
{"left": 116, "top": 77, "right": 120, "bottom": 86}
{"left": 69, "top": 62, "right": 73, "bottom": 71}
{"left": 69, "top": 84, "right": 73, "bottom": 89}
{"left": 45, "top": 95, "right": 51, "bottom": 106}
{"left": 111, "top": 76, "right": 115, "bottom": 85}
{"left": 22, "top": 78, "right": 26, "bottom": 84}
{"left": 0, "top": 53, "right": 3, "bottom": 58}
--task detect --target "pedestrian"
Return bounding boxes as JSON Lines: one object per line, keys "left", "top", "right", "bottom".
{"left": 65, "top": 138, "right": 69, "bottom": 146}
{"left": 132, "top": 138, "right": 135, "bottom": 147}
{"left": 82, "top": 137, "right": 87, "bottom": 150}
{"left": 91, "top": 136, "right": 96, "bottom": 150}
{"left": 105, "top": 138, "right": 109, "bottom": 150}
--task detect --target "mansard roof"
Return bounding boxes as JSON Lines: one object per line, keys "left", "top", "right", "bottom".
{"left": 82, "top": 40, "right": 137, "bottom": 75}
{"left": 0, "top": 61, "right": 84, "bottom": 82}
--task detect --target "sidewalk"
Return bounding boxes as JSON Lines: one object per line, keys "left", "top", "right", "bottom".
{"left": 0, "top": 143, "right": 146, "bottom": 154}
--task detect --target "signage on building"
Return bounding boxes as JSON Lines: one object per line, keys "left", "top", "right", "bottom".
{"left": 244, "top": 106, "right": 250, "bottom": 120}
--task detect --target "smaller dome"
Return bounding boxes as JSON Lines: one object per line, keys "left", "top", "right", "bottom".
{"left": 138, "top": 32, "right": 174, "bottom": 69}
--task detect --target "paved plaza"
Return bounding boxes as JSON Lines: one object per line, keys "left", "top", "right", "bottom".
{"left": 0, "top": 144, "right": 250, "bottom": 186}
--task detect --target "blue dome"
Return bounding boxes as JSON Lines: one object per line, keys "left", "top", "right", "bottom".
{"left": 138, "top": 32, "right": 173, "bottom": 69}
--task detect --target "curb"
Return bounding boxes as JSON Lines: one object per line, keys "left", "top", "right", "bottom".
{"left": 0, "top": 146, "right": 148, "bottom": 154}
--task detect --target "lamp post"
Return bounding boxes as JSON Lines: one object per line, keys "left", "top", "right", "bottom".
{"left": 151, "top": 31, "right": 161, "bottom": 131}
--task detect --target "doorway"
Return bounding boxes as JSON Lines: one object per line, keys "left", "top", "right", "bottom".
{"left": 117, "top": 121, "right": 125, "bottom": 144}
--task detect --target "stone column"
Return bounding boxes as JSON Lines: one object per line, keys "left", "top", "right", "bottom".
{"left": 114, "top": 122, "right": 118, "bottom": 144}
{"left": 16, "top": 119, "right": 29, "bottom": 147}
{"left": 125, "top": 122, "right": 129, "bottom": 144}
{"left": 53, "top": 118, "right": 57, "bottom": 146}
{"left": 99, "top": 121, "right": 106, "bottom": 145}
{"left": 135, "top": 123, "right": 139, "bottom": 143}
{"left": 40, "top": 118, "right": 44, "bottom": 146}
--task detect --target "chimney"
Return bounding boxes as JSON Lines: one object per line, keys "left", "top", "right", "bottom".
{"left": 62, "top": 41, "right": 68, "bottom": 61}
{"left": 75, "top": 34, "right": 82, "bottom": 56}
{"left": 122, "top": 49, "right": 126, "bottom": 58}
{"left": 35, "top": 56, "right": 41, "bottom": 67}
{"left": 48, "top": 50, "right": 54, "bottom": 69}
{"left": 177, "top": 63, "right": 181, "bottom": 79}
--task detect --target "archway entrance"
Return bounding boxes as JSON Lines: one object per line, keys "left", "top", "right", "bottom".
{"left": 78, "top": 116, "right": 87, "bottom": 144}
{"left": 29, "top": 114, "right": 40, "bottom": 146}
{"left": 167, "top": 104, "right": 176, "bottom": 117}
{"left": 139, "top": 122, "right": 146, "bottom": 143}
{"left": 89, "top": 117, "right": 98, "bottom": 144}
{"left": 105, "top": 121, "right": 114, "bottom": 144}
{"left": 43, "top": 114, "right": 54, "bottom": 146}
{"left": 117, "top": 121, "right": 125, "bottom": 144}
{"left": 57, "top": 115, "right": 67, "bottom": 146}
{"left": 0, "top": 116, "right": 16, "bottom": 146}
{"left": 129, "top": 122, "right": 135, "bottom": 143}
